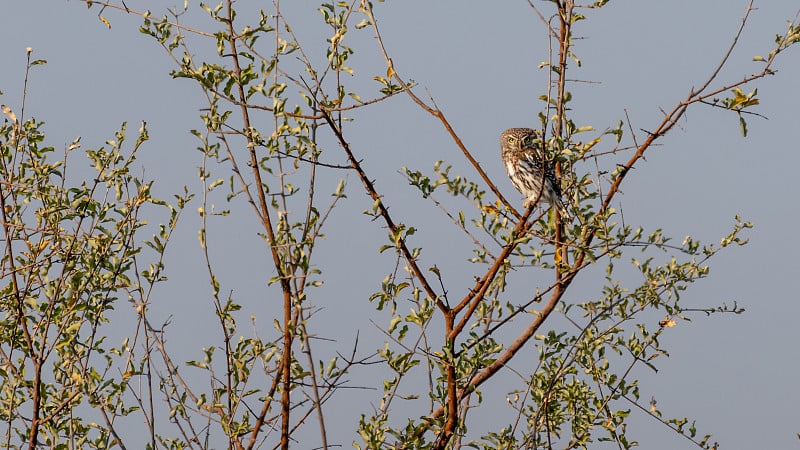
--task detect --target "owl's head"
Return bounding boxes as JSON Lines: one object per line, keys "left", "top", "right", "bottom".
{"left": 500, "top": 128, "right": 541, "bottom": 153}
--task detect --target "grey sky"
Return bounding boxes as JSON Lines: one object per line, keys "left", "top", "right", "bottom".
{"left": 2, "top": 1, "right": 798, "bottom": 448}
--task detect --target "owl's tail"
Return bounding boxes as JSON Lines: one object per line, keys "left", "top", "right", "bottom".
{"left": 554, "top": 197, "right": 570, "bottom": 222}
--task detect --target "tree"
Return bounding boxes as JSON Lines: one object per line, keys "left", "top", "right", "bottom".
{"left": 1, "top": 1, "right": 798, "bottom": 448}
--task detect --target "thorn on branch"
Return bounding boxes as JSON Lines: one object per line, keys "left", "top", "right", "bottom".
{"left": 639, "top": 128, "right": 661, "bottom": 138}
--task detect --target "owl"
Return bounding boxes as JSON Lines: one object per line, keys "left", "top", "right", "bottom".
{"left": 500, "top": 127, "right": 568, "bottom": 217}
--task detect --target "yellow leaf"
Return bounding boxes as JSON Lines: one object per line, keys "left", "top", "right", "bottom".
{"left": 99, "top": 15, "right": 111, "bottom": 29}
{"left": 581, "top": 136, "right": 602, "bottom": 152}
{"left": 386, "top": 58, "right": 395, "bottom": 79}
{"left": 659, "top": 317, "right": 677, "bottom": 328}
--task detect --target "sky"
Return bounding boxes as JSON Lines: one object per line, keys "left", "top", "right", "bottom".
{"left": 1, "top": 1, "right": 799, "bottom": 449}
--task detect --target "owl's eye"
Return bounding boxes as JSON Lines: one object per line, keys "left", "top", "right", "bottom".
{"left": 507, "top": 137, "right": 516, "bottom": 144}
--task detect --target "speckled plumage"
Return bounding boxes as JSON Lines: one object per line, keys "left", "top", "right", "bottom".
{"left": 500, "top": 127, "right": 568, "bottom": 217}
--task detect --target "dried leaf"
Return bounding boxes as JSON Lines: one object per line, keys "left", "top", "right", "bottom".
{"left": 1, "top": 104, "right": 16, "bottom": 123}
{"left": 659, "top": 317, "right": 677, "bottom": 328}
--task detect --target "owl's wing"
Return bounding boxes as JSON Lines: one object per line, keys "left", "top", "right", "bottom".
{"left": 520, "top": 151, "right": 563, "bottom": 198}
{"left": 519, "top": 149, "right": 546, "bottom": 172}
